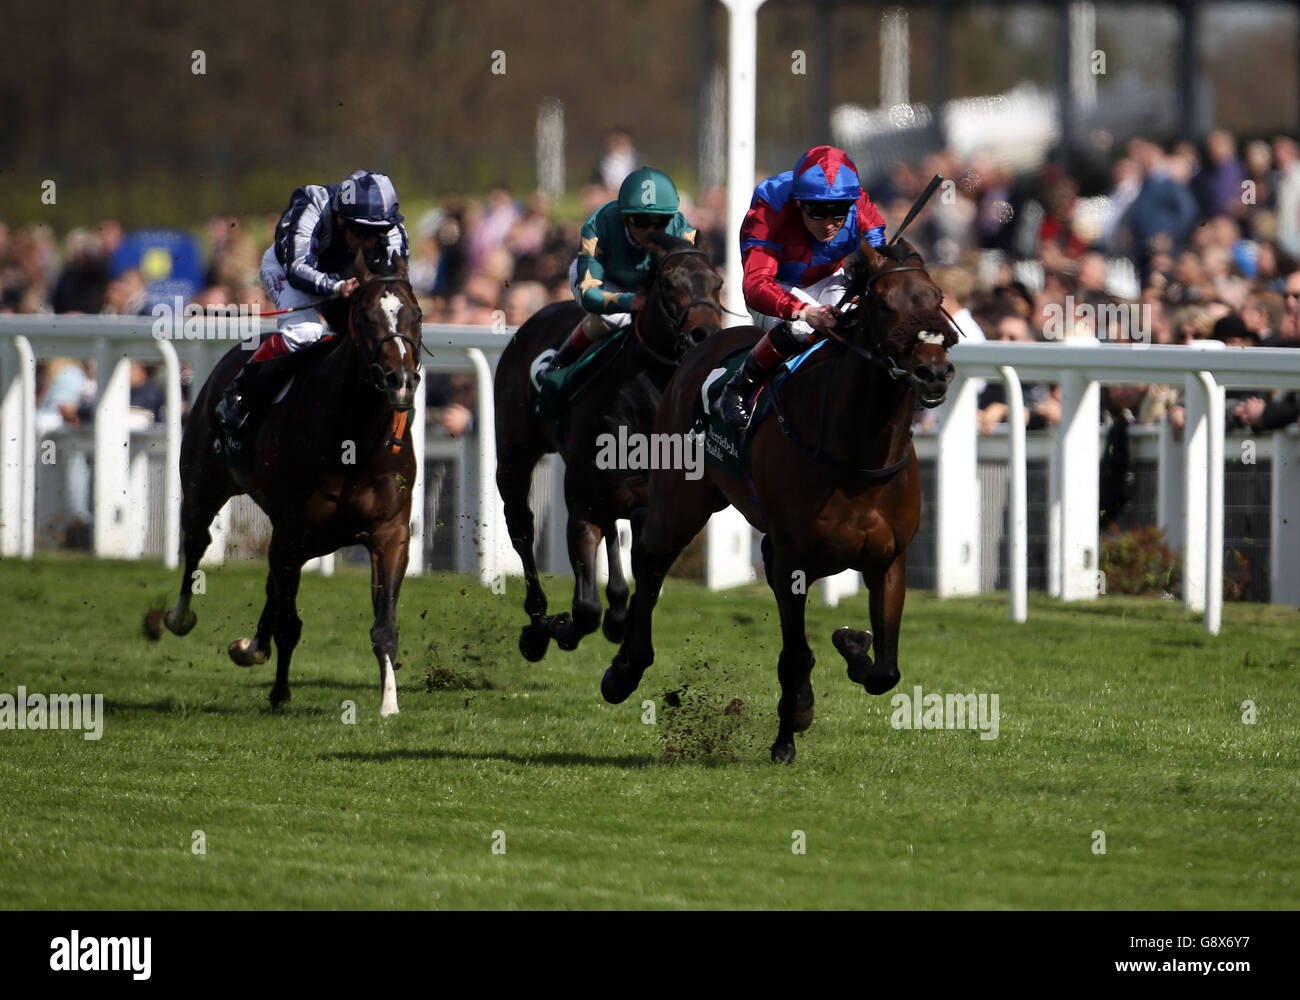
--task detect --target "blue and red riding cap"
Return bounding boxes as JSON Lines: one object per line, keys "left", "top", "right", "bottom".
{"left": 790, "top": 146, "right": 863, "bottom": 202}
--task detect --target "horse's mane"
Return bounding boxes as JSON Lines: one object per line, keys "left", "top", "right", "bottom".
{"left": 842, "top": 239, "right": 957, "bottom": 354}
{"left": 645, "top": 230, "right": 698, "bottom": 256}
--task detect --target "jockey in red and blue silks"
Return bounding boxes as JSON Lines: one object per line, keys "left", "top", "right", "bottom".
{"left": 716, "top": 145, "right": 887, "bottom": 428}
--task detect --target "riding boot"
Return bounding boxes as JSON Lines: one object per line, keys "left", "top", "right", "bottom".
{"left": 716, "top": 321, "right": 803, "bottom": 428}
{"left": 216, "top": 350, "right": 301, "bottom": 433}
{"left": 543, "top": 313, "right": 609, "bottom": 378}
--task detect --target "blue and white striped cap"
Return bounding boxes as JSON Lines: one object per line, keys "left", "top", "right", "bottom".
{"left": 333, "top": 170, "right": 404, "bottom": 229}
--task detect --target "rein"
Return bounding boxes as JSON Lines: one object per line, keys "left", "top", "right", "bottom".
{"left": 636, "top": 246, "right": 723, "bottom": 369}
{"left": 759, "top": 261, "right": 947, "bottom": 483}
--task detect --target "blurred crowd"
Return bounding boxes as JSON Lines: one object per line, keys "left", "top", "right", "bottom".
{"left": 5, "top": 127, "right": 1300, "bottom": 445}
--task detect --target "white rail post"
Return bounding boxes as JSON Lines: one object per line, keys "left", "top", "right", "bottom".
{"left": 706, "top": 507, "right": 756, "bottom": 590}
{"left": 93, "top": 342, "right": 133, "bottom": 559}
{"left": 1, "top": 335, "right": 36, "bottom": 557}
{"left": 708, "top": 0, "right": 765, "bottom": 592}
{"left": 1056, "top": 370, "right": 1100, "bottom": 600}
{"left": 407, "top": 364, "right": 427, "bottom": 576}
{"left": 936, "top": 375, "right": 980, "bottom": 596}
{"left": 467, "top": 347, "right": 510, "bottom": 586}
{"left": 157, "top": 338, "right": 182, "bottom": 569}
{"left": 1182, "top": 372, "right": 1209, "bottom": 613}
{"left": 999, "top": 365, "right": 1028, "bottom": 622}
{"left": 1271, "top": 429, "right": 1300, "bottom": 606}
{"left": 1197, "top": 372, "right": 1224, "bottom": 635}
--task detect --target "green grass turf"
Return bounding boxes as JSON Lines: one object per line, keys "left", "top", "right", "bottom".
{"left": 0, "top": 554, "right": 1297, "bottom": 909}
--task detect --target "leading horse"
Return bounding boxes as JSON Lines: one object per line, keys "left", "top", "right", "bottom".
{"left": 160, "top": 252, "right": 423, "bottom": 716}
{"left": 600, "top": 239, "right": 957, "bottom": 762}
{"left": 494, "top": 231, "right": 723, "bottom": 661}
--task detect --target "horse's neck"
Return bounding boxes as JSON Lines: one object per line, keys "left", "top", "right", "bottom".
{"left": 317, "top": 338, "right": 391, "bottom": 455}
{"left": 823, "top": 350, "right": 914, "bottom": 468}
{"left": 632, "top": 290, "right": 676, "bottom": 389}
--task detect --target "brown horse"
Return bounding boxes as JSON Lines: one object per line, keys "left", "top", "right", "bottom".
{"left": 160, "top": 252, "right": 422, "bottom": 716}
{"left": 494, "top": 231, "right": 723, "bottom": 661}
{"left": 600, "top": 240, "right": 957, "bottom": 762}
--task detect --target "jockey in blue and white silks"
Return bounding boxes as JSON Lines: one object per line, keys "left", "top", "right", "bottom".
{"left": 218, "top": 169, "right": 409, "bottom": 432}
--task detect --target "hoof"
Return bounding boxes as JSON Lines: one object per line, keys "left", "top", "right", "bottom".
{"left": 519, "top": 622, "right": 551, "bottom": 662}
{"left": 601, "top": 608, "right": 628, "bottom": 644}
{"left": 600, "top": 655, "right": 643, "bottom": 704}
{"left": 860, "top": 669, "right": 900, "bottom": 696}
{"left": 163, "top": 607, "right": 197, "bottom": 637}
{"left": 770, "top": 740, "right": 796, "bottom": 764}
{"left": 229, "top": 637, "right": 269, "bottom": 667}
{"left": 269, "top": 686, "right": 290, "bottom": 709}
{"left": 550, "top": 612, "right": 580, "bottom": 652}
{"left": 834, "top": 627, "right": 891, "bottom": 692}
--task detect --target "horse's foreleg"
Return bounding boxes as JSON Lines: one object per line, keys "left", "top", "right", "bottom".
{"left": 265, "top": 537, "right": 303, "bottom": 710}
{"left": 767, "top": 539, "right": 815, "bottom": 764}
{"left": 601, "top": 522, "right": 630, "bottom": 643}
{"left": 368, "top": 518, "right": 409, "bottom": 717}
{"left": 552, "top": 515, "right": 603, "bottom": 652}
{"left": 497, "top": 459, "right": 552, "bottom": 662}
{"left": 164, "top": 482, "right": 230, "bottom": 636}
{"left": 228, "top": 569, "right": 274, "bottom": 667}
{"left": 842, "top": 554, "right": 905, "bottom": 696}
{"left": 602, "top": 479, "right": 726, "bottom": 704}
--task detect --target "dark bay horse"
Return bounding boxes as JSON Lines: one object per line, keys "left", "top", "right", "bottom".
{"left": 601, "top": 240, "right": 957, "bottom": 762}
{"left": 161, "top": 253, "right": 422, "bottom": 716}
{"left": 494, "top": 231, "right": 723, "bottom": 661}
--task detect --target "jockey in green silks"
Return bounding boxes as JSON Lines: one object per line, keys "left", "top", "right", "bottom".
{"left": 543, "top": 166, "right": 698, "bottom": 377}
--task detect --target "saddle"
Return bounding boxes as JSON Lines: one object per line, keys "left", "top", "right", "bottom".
{"left": 214, "top": 334, "right": 343, "bottom": 467}
{"left": 530, "top": 327, "right": 630, "bottom": 436}
{"left": 693, "top": 339, "right": 827, "bottom": 479}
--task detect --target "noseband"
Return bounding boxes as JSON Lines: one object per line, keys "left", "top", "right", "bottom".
{"left": 354, "top": 275, "right": 422, "bottom": 395}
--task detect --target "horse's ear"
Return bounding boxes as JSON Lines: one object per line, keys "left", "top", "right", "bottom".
{"left": 354, "top": 247, "right": 373, "bottom": 283}
{"left": 689, "top": 228, "right": 708, "bottom": 256}
{"left": 858, "top": 239, "right": 887, "bottom": 272}
{"left": 390, "top": 253, "right": 409, "bottom": 281}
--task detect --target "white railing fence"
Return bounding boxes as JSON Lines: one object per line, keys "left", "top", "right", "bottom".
{"left": 6, "top": 317, "right": 1300, "bottom": 634}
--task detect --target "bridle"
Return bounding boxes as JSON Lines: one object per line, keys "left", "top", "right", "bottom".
{"left": 824, "top": 263, "right": 941, "bottom": 380}
{"left": 636, "top": 246, "right": 723, "bottom": 367}
{"left": 354, "top": 275, "right": 423, "bottom": 396}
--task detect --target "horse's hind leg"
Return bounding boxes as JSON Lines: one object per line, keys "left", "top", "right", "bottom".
{"left": 496, "top": 452, "right": 553, "bottom": 662}
{"left": 552, "top": 513, "right": 604, "bottom": 651}
{"left": 367, "top": 516, "right": 409, "bottom": 717}
{"left": 765, "top": 535, "right": 815, "bottom": 765}
{"left": 164, "top": 474, "right": 232, "bottom": 636}
{"left": 600, "top": 522, "right": 629, "bottom": 643}
{"left": 837, "top": 553, "right": 904, "bottom": 696}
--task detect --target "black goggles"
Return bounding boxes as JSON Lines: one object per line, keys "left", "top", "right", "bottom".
{"left": 799, "top": 201, "right": 854, "bottom": 221}
{"left": 625, "top": 214, "right": 671, "bottom": 230}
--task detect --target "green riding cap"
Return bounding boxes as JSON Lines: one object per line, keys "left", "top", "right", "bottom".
{"left": 617, "top": 166, "right": 680, "bottom": 216}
